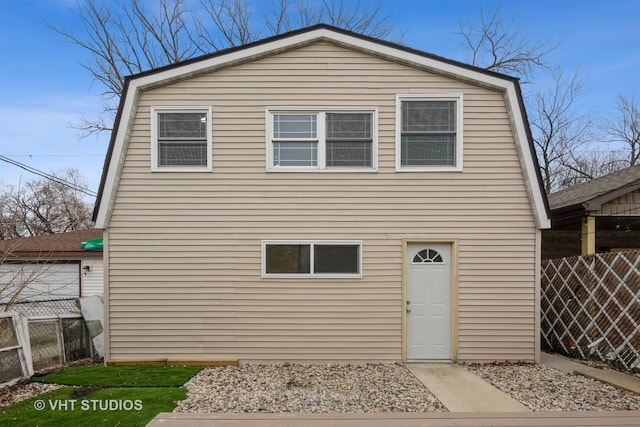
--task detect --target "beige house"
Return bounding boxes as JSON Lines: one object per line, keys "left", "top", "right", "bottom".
{"left": 93, "top": 25, "right": 550, "bottom": 364}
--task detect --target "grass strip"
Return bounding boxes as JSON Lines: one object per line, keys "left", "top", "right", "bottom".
{"left": 2, "top": 365, "right": 203, "bottom": 426}
{"left": 0, "top": 386, "right": 187, "bottom": 427}
{"left": 34, "top": 365, "right": 202, "bottom": 387}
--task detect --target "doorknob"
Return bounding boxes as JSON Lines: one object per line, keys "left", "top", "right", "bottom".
{"left": 406, "top": 307, "right": 411, "bottom": 313}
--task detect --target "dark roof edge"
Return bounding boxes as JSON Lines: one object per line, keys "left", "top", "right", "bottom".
{"left": 92, "top": 79, "right": 131, "bottom": 222}
{"left": 550, "top": 202, "right": 585, "bottom": 216}
{"left": 4, "top": 251, "right": 102, "bottom": 259}
{"left": 512, "top": 80, "right": 551, "bottom": 218}
{"left": 127, "top": 24, "right": 520, "bottom": 84}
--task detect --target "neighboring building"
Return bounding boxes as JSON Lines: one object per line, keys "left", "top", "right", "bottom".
{"left": 0, "top": 229, "right": 104, "bottom": 302}
{"left": 542, "top": 165, "right": 640, "bottom": 260}
{"left": 93, "top": 25, "right": 550, "bottom": 364}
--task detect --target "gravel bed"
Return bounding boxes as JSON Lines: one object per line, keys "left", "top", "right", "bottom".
{"left": 0, "top": 382, "right": 62, "bottom": 407}
{"left": 175, "top": 363, "right": 447, "bottom": 413}
{"left": 464, "top": 362, "right": 640, "bottom": 411}
{"left": 4, "top": 361, "right": 639, "bottom": 413}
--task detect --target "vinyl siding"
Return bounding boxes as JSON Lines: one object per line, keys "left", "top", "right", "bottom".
{"left": 106, "top": 41, "right": 538, "bottom": 362}
{"left": 81, "top": 259, "right": 104, "bottom": 296}
{"left": 600, "top": 189, "right": 640, "bottom": 215}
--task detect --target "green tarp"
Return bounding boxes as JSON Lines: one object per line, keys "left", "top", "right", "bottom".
{"left": 81, "top": 237, "right": 103, "bottom": 251}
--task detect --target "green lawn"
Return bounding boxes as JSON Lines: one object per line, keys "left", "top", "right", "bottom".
{"left": 35, "top": 365, "right": 202, "bottom": 387}
{"left": 0, "top": 365, "right": 203, "bottom": 427}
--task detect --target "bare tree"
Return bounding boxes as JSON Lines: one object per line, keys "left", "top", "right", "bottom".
{"left": 529, "top": 68, "right": 595, "bottom": 193}
{"left": 0, "top": 240, "right": 66, "bottom": 310}
{"left": 456, "top": 4, "right": 631, "bottom": 194}
{"left": 263, "top": 0, "right": 392, "bottom": 38}
{"left": 0, "top": 169, "right": 93, "bottom": 239}
{"left": 456, "top": 3, "right": 557, "bottom": 82}
{"left": 49, "top": 0, "right": 199, "bottom": 110}
{"left": 602, "top": 91, "right": 640, "bottom": 167}
{"left": 49, "top": 0, "right": 397, "bottom": 136}
{"left": 553, "top": 150, "right": 625, "bottom": 190}
{"left": 196, "top": 0, "right": 258, "bottom": 49}
{"left": 1, "top": 261, "right": 55, "bottom": 310}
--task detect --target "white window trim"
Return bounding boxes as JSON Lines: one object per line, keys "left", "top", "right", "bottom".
{"left": 150, "top": 106, "right": 213, "bottom": 172}
{"left": 261, "top": 240, "right": 363, "bottom": 278}
{"left": 266, "top": 107, "right": 378, "bottom": 172}
{"left": 395, "top": 94, "right": 463, "bottom": 172}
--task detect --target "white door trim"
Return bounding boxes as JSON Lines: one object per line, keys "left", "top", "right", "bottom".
{"left": 402, "top": 239, "right": 458, "bottom": 362}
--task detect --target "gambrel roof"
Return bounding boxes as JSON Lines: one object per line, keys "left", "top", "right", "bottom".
{"left": 92, "top": 24, "right": 550, "bottom": 229}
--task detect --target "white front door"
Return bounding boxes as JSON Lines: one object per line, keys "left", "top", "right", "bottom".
{"left": 406, "top": 242, "right": 452, "bottom": 360}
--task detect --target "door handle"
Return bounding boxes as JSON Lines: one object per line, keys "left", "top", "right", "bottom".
{"left": 406, "top": 307, "right": 411, "bottom": 313}
{"left": 406, "top": 300, "right": 411, "bottom": 313}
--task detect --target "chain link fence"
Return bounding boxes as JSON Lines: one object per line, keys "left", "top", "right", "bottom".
{"left": 28, "top": 317, "right": 92, "bottom": 371}
{"left": 1, "top": 298, "right": 93, "bottom": 382}
{"left": 0, "top": 315, "right": 24, "bottom": 383}
{"left": 1, "top": 297, "right": 81, "bottom": 317}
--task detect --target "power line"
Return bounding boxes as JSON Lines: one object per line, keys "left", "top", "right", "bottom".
{"left": 0, "top": 155, "right": 98, "bottom": 197}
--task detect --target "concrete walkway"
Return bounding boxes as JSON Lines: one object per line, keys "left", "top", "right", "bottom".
{"left": 541, "top": 352, "right": 640, "bottom": 394}
{"left": 406, "top": 363, "right": 529, "bottom": 412}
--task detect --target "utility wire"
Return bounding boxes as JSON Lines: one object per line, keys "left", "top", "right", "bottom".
{"left": 0, "top": 155, "right": 97, "bottom": 197}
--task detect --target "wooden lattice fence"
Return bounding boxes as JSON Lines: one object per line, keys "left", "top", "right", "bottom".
{"left": 541, "top": 250, "right": 640, "bottom": 372}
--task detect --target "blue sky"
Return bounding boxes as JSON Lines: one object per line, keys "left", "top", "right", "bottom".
{"left": 1, "top": 0, "right": 639, "bottom": 196}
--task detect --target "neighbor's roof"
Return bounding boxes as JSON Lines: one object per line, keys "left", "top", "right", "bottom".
{"left": 549, "top": 164, "right": 640, "bottom": 211}
{"left": 92, "top": 24, "right": 550, "bottom": 229}
{"left": 0, "top": 229, "right": 103, "bottom": 259}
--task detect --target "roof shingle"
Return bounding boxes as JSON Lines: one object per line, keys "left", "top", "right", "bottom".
{"left": 0, "top": 229, "right": 103, "bottom": 259}
{"left": 548, "top": 165, "right": 640, "bottom": 210}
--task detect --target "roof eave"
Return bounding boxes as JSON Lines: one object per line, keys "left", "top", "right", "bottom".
{"left": 4, "top": 251, "right": 103, "bottom": 259}
{"left": 584, "top": 181, "right": 640, "bottom": 212}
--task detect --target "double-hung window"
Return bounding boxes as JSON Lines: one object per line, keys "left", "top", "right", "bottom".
{"left": 396, "top": 95, "right": 463, "bottom": 171}
{"left": 267, "top": 108, "right": 377, "bottom": 171}
{"left": 151, "top": 107, "right": 213, "bottom": 171}
{"left": 262, "top": 241, "right": 362, "bottom": 278}
{"left": 271, "top": 114, "right": 318, "bottom": 167}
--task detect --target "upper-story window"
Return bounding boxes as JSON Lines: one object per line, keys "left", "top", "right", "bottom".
{"left": 396, "top": 95, "right": 463, "bottom": 171}
{"left": 267, "top": 108, "right": 377, "bottom": 171}
{"left": 151, "top": 107, "right": 213, "bottom": 171}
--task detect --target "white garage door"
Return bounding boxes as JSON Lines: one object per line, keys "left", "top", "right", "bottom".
{"left": 0, "top": 263, "right": 80, "bottom": 303}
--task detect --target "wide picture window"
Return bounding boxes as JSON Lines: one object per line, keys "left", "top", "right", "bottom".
{"left": 263, "top": 241, "right": 362, "bottom": 278}
{"left": 268, "top": 109, "right": 376, "bottom": 171}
